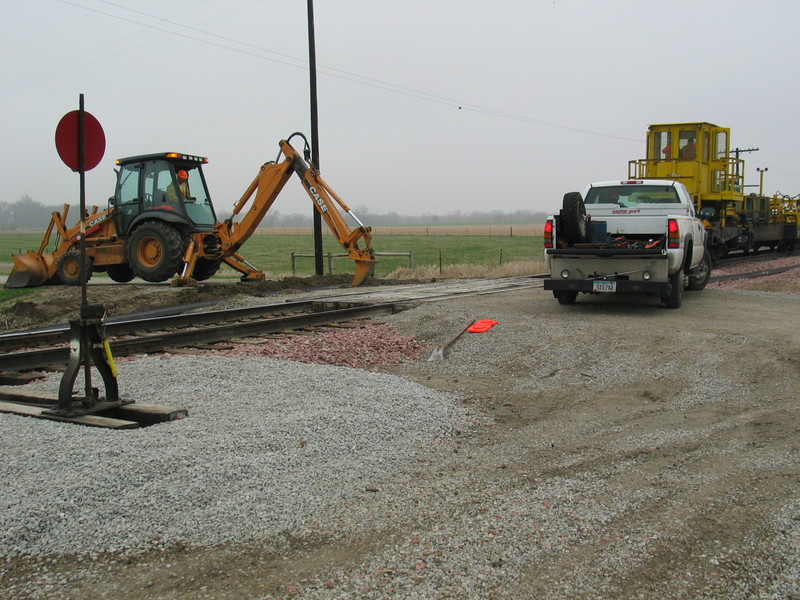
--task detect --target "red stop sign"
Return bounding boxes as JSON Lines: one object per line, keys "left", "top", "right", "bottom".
{"left": 55, "top": 110, "right": 106, "bottom": 172}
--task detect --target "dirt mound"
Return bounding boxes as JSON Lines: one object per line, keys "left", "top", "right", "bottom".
{"left": 0, "top": 274, "right": 368, "bottom": 332}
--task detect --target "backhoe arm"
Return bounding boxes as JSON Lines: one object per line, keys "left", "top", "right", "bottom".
{"left": 183, "top": 136, "right": 375, "bottom": 286}
{"left": 282, "top": 140, "right": 375, "bottom": 285}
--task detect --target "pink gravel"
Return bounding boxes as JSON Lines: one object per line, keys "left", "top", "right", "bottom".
{"left": 203, "top": 322, "right": 429, "bottom": 369}
{"left": 186, "top": 255, "right": 799, "bottom": 367}
{"left": 708, "top": 254, "right": 800, "bottom": 292}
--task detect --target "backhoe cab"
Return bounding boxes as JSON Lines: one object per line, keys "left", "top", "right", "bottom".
{"left": 6, "top": 134, "right": 375, "bottom": 288}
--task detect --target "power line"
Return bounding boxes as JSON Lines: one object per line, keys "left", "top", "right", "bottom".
{"left": 13, "top": 0, "right": 639, "bottom": 143}
{"left": 2, "top": 0, "right": 258, "bottom": 93}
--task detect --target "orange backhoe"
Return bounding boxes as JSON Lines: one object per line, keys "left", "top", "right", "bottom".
{"left": 6, "top": 133, "right": 375, "bottom": 288}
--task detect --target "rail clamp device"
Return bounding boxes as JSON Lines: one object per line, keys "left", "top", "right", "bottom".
{"left": 43, "top": 302, "right": 128, "bottom": 418}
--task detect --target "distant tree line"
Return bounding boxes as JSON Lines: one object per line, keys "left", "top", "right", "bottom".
{"left": 0, "top": 195, "right": 549, "bottom": 230}
{"left": 260, "top": 207, "right": 549, "bottom": 227}
{"left": 0, "top": 196, "right": 57, "bottom": 230}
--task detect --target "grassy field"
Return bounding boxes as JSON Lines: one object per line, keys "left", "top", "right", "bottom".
{"left": 0, "top": 227, "right": 546, "bottom": 280}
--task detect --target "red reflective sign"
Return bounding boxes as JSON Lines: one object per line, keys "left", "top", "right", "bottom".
{"left": 55, "top": 110, "right": 106, "bottom": 172}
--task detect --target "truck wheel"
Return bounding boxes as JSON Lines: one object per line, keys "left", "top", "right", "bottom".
{"left": 106, "top": 265, "right": 136, "bottom": 283}
{"left": 662, "top": 272, "right": 683, "bottom": 308}
{"left": 126, "top": 222, "right": 185, "bottom": 283}
{"left": 687, "top": 249, "right": 712, "bottom": 291}
{"left": 57, "top": 250, "right": 93, "bottom": 286}
{"left": 560, "top": 192, "right": 588, "bottom": 245}
{"left": 555, "top": 291, "right": 577, "bottom": 305}
{"left": 191, "top": 258, "right": 222, "bottom": 281}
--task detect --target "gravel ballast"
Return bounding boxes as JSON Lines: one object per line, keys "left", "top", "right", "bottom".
{"left": 1, "top": 274, "right": 799, "bottom": 599}
{"left": 0, "top": 358, "right": 472, "bottom": 557}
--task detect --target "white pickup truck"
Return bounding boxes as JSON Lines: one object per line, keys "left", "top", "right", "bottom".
{"left": 543, "top": 180, "right": 711, "bottom": 308}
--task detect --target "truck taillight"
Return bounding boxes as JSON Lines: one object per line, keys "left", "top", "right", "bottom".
{"left": 544, "top": 219, "right": 554, "bottom": 248}
{"left": 668, "top": 219, "right": 680, "bottom": 248}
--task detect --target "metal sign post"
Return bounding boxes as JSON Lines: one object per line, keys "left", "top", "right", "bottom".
{"left": 307, "top": 0, "right": 324, "bottom": 276}
{"left": 49, "top": 94, "right": 122, "bottom": 417}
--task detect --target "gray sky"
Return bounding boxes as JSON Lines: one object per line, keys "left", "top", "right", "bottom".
{"left": 2, "top": 0, "right": 799, "bottom": 219}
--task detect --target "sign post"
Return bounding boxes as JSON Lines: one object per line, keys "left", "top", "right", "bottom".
{"left": 55, "top": 95, "right": 105, "bottom": 305}
{"left": 48, "top": 95, "right": 121, "bottom": 416}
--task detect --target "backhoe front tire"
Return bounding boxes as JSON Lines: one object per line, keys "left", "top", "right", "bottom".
{"left": 57, "top": 250, "right": 93, "bottom": 286}
{"left": 560, "top": 192, "right": 588, "bottom": 245}
{"left": 126, "top": 222, "right": 185, "bottom": 283}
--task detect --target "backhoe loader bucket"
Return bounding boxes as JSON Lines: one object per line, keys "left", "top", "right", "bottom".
{"left": 351, "top": 257, "right": 376, "bottom": 287}
{"left": 5, "top": 252, "right": 56, "bottom": 289}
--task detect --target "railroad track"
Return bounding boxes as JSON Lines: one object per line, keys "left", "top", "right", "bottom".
{"left": 0, "top": 275, "right": 544, "bottom": 374}
{"left": 1, "top": 248, "right": 795, "bottom": 376}
{"left": 712, "top": 247, "right": 799, "bottom": 268}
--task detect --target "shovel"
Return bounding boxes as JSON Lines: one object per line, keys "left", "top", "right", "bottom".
{"left": 427, "top": 321, "right": 473, "bottom": 362}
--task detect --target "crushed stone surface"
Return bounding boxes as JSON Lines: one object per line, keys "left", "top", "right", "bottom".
{"left": 0, "top": 264, "right": 798, "bottom": 600}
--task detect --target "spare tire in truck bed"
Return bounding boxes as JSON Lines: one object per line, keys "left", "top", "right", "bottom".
{"left": 560, "top": 192, "right": 588, "bottom": 245}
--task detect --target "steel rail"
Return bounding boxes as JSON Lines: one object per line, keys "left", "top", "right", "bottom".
{"left": 0, "top": 276, "right": 545, "bottom": 372}
{"left": 0, "top": 299, "right": 319, "bottom": 353}
{"left": 0, "top": 302, "right": 403, "bottom": 372}
{"left": 709, "top": 263, "right": 800, "bottom": 282}
{"left": 1, "top": 277, "right": 544, "bottom": 353}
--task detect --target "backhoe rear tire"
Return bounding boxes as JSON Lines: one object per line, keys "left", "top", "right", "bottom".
{"left": 191, "top": 258, "right": 222, "bottom": 281}
{"left": 126, "top": 222, "right": 185, "bottom": 283}
{"left": 57, "top": 250, "right": 93, "bottom": 286}
{"left": 106, "top": 265, "right": 136, "bottom": 283}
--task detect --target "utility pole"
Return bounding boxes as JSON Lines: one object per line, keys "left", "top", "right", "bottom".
{"left": 307, "top": 0, "right": 323, "bottom": 276}
{"left": 732, "top": 146, "right": 759, "bottom": 179}
{"left": 757, "top": 167, "right": 768, "bottom": 197}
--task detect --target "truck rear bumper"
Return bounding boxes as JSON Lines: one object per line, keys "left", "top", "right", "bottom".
{"left": 544, "top": 279, "right": 670, "bottom": 294}
{"left": 544, "top": 252, "right": 672, "bottom": 295}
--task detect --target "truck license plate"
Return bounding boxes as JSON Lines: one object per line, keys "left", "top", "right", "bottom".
{"left": 592, "top": 280, "right": 616, "bottom": 293}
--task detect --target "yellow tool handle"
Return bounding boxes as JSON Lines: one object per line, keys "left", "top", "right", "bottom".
{"left": 102, "top": 339, "right": 118, "bottom": 377}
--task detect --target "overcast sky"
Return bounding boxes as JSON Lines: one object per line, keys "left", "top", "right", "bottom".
{"left": 2, "top": 0, "right": 799, "bottom": 220}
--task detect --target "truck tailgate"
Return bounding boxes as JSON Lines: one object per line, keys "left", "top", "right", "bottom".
{"left": 546, "top": 248, "right": 665, "bottom": 258}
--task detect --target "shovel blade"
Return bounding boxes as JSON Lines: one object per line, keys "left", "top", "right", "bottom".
{"left": 350, "top": 258, "right": 376, "bottom": 287}
{"left": 427, "top": 346, "right": 445, "bottom": 362}
{"left": 5, "top": 252, "right": 55, "bottom": 288}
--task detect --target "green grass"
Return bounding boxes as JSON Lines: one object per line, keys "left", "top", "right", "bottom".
{"left": 0, "top": 287, "right": 34, "bottom": 305}
{"left": 0, "top": 231, "right": 545, "bottom": 279}
{"left": 205, "top": 234, "right": 544, "bottom": 278}
{"left": 0, "top": 234, "right": 44, "bottom": 262}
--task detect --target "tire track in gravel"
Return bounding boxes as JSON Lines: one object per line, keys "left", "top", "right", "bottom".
{"left": 505, "top": 395, "right": 799, "bottom": 599}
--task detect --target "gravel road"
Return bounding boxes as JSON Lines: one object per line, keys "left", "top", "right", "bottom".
{"left": 1, "top": 266, "right": 799, "bottom": 599}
